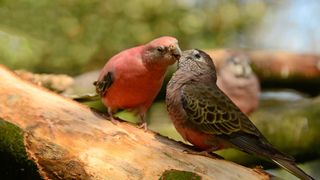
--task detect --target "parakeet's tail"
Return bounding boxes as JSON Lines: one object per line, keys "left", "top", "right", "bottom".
{"left": 67, "top": 93, "right": 100, "bottom": 102}
{"left": 223, "top": 133, "right": 314, "bottom": 180}
{"left": 272, "top": 159, "right": 314, "bottom": 180}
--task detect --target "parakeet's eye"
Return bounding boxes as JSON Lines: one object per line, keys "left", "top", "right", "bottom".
{"left": 194, "top": 53, "right": 201, "bottom": 59}
{"left": 191, "top": 50, "right": 200, "bottom": 58}
{"left": 156, "top": 46, "right": 165, "bottom": 52}
{"left": 192, "top": 50, "right": 203, "bottom": 61}
{"left": 230, "top": 57, "right": 241, "bottom": 65}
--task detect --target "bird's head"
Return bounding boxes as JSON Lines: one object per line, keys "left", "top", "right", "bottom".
{"left": 222, "top": 55, "right": 253, "bottom": 78}
{"left": 142, "top": 36, "right": 182, "bottom": 69}
{"left": 178, "top": 49, "right": 217, "bottom": 79}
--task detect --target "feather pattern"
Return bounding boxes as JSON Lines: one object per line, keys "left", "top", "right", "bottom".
{"left": 166, "top": 49, "right": 314, "bottom": 180}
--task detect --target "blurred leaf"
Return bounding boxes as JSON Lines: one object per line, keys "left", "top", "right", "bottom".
{"left": 0, "top": 0, "right": 267, "bottom": 74}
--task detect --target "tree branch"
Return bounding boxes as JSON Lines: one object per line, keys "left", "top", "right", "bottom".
{"left": 0, "top": 65, "right": 270, "bottom": 179}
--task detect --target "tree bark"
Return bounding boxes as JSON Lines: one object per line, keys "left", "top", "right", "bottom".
{"left": 205, "top": 49, "right": 320, "bottom": 95}
{"left": 0, "top": 65, "right": 270, "bottom": 180}
{"left": 205, "top": 49, "right": 320, "bottom": 79}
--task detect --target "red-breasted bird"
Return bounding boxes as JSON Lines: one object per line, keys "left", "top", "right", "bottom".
{"left": 94, "top": 36, "right": 181, "bottom": 130}
{"left": 216, "top": 54, "right": 260, "bottom": 115}
{"left": 166, "top": 49, "right": 314, "bottom": 180}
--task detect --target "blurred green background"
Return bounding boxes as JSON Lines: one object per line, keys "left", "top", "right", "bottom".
{"left": 0, "top": 0, "right": 268, "bottom": 74}
{"left": 1, "top": 0, "right": 319, "bottom": 75}
{"left": 1, "top": 0, "right": 320, "bottom": 179}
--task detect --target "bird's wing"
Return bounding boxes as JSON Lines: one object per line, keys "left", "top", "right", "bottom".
{"left": 180, "top": 82, "right": 259, "bottom": 136}
{"left": 93, "top": 72, "right": 114, "bottom": 96}
{"left": 181, "top": 82, "right": 295, "bottom": 161}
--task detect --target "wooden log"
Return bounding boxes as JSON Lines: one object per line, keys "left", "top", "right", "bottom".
{"left": 205, "top": 49, "right": 320, "bottom": 79}
{"left": 0, "top": 65, "right": 270, "bottom": 180}
{"left": 205, "top": 49, "right": 320, "bottom": 95}
{"left": 248, "top": 51, "right": 320, "bottom": 79}
{"left": 15, "top": 70, "right": 74, "bottom": 93}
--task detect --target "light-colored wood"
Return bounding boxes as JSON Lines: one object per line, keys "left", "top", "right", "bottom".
{"left": 0, "top": 65, "right": 270, "bottom": 180}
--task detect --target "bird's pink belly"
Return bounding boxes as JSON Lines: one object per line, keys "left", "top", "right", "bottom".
{"left": 175, "top": 123, "right": 222, "bottom": 150}
{"left": 103, "top": 79, "right": 162, "bottom": 111}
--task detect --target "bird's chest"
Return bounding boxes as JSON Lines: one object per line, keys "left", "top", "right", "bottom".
{"left": 166, "top": 79, "right": 224, "bottom": 151}
{"left": 104, "top": 68, "right": 165, "bottom": 108}
{"left": 169, "top": 112, "right": 224, "bottom": 150}
{"left": 179, "top": 126, "right": 220, "bottom": 150}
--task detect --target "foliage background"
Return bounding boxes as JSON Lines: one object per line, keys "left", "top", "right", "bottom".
{"left": 1, "top": 1, "right": 319, "bottom": 179}
{"left": 0, "top": 0, "right": 268, "bottom": 74}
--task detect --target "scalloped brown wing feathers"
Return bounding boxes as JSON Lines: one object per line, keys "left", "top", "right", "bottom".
{"left": 181, "top": 82, "right": 258, "bottom": 136}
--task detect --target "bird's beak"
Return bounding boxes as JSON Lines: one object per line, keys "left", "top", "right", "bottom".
{"left": 169, "top": 44, "right": 182, "bottom": 60}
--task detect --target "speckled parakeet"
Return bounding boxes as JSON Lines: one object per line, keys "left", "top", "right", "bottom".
{"left": 166, "top": 49, "right": 314, "bottom": 180}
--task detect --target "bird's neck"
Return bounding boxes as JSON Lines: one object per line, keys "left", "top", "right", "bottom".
{"left": 142, "top": 61, "right": 165, "bottom": 74}
{"left": 172, "top": 70, "right": 216, "bottom": 88}
{"left": 142, "top": 58, "right": 170, "bottom": 72}
{"left": 189, "top": 70, "right": 217, "bottom": 83}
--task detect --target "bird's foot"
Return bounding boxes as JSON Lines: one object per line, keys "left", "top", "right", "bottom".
{"left": 182, "top": 149, "right": 224, "bottom": 159}
{"left": 90, "top": 108, "right": 109, "bottom": 118}
{"left": 137, "top": 122, "right": 148, "bottom": 131}
{"left": 89, "top": 108, "right": 120, "bottom": 125}
{"left": 137, "top": 113, "right": 148, "bottom": 131}
{"left": 110, "top": 117, "right": 120, "bottom": 125}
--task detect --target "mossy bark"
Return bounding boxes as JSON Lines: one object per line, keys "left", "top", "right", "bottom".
{"left": 159, "top": 169, "right": 201, "bottom": 180}
{"left": 0, "top": 120, "right": 41, "bottom": 180}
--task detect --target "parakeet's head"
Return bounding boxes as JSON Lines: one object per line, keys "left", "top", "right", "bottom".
{"left": 222, "top": 55, "right": 253, "bottom": 78}
{"left": 178, "top": 49, "right": 217, "bottom": 78}
{"left": 142, "top": 36, "right": 182, "bottom": 69}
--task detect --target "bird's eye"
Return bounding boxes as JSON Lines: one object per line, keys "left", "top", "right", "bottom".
{"left": 231, "top": 57, "right": 241, "bottom": 65}
{"left": 194, "top": 53, "right": 201, "bottom": 59}
{"left": 156, "top": 46, "right": 164, "bottom": 52}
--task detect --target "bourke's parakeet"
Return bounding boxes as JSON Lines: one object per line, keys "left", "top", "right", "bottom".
{"left": 166, "top": 49, "right": 314, "bottom": 180}
{"left": 94, "top": 36, "right": 181, "bottom": 130}
{"left": 217, "top": 54, "right": 260, "bottom": 115}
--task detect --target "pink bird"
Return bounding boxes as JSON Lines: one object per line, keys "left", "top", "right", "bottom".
{"left": 94, "top": 36, "right": 181, "bottom": 130}
{"left": 216, "top": 54, "right": 260, "bottom": 115}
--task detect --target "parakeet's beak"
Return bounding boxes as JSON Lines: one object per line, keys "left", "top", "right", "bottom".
{"left": 169, "top": 44, "right": 182, "bottom": 59}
